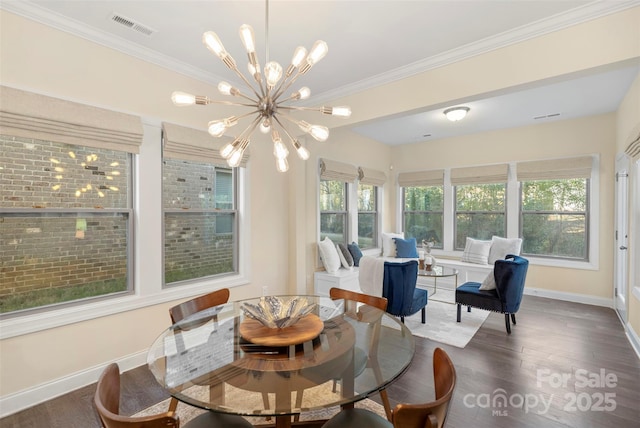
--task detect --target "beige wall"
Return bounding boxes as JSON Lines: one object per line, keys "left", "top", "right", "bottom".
{"left": 1, "top": 4, "right": 639, "bottom": 409}
{"left": 392, "top": 114, "right": 617, "bottom": 298}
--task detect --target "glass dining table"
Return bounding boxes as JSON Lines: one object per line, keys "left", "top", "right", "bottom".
{"left": 147, "top": 295, "right": 415, "bottom": 428}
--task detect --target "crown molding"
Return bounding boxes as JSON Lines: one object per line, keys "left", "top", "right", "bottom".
{"left": 2, "top": 0, "right": 639, "bottom": 105}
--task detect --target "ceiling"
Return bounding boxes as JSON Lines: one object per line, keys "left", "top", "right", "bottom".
{"left": 3, "top": 0, "right": 639, "bottom": 145}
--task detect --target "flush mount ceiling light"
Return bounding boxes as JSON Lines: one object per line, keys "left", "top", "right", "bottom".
{"left": 443, "top": 106, "right": 470, "bottom": 122}
{"left": 171, "top": 0, "right": 351, "bottom": 172}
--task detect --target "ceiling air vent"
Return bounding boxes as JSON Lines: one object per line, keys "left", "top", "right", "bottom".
{"left": 533, "top": 113, "right": 561, "bottom": 120}
{"left": 110, "top": 13, "right": 156, "bottom": 36}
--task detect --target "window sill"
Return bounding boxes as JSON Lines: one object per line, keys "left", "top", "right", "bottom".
{"left": 0, "top": 274, "right": 250, "bottom": 340}
{"left": 432, "top": 250, "right": 598, "bottom": 271}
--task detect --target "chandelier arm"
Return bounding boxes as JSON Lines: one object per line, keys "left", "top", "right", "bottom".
{"left": 276, "top": 105, "right": 321, "bottom": 113}
{"left": 237, "top": 115, "right": 263, "bottom": 140}
{"left": 271, "top": 69, "right": 304, "bottom": 102}
{"left": 230, "top": 65, "right": 264, "bottom": 100}
{"left": 205, "top": 99, "right": 259, "bottom": 108}
{"left": 276, "top": 111, "right": 304, "bottom": 128}
{"left": 235, "top": 92, "right": 260, "bottom": 104}
{"left": 272, "top": 115, "right": 297, "bottom": 141}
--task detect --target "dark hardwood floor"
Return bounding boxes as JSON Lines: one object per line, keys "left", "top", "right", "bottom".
{"left": 2, "top": 295, "right": 639, "bottom": 427}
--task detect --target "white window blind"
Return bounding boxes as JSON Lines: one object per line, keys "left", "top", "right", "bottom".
{"left": 0, "top": 85, "right": 142, "bottom": 153}
{"left": 450, "top": 164, "right": 508, "bottom": 185}
{"left": 358, "top": 167, "right": 386, "bottom": 186}
{"left": 162, "top": 122, "right": 249, "bottom": 167}
{"left": 516, "top": 156, "right": 593, "bottom": 181}
{"left": 319, "top": 158, "right": 358, "bottom": 182}
{"left": 397, "top": 170, "right": 444, "bottom": 187}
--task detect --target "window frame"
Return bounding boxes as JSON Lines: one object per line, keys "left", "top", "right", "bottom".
{"left": 357, "top": 182, "right": 379, "bottom": 250}
{"left": 162, "top": 159, "right": 239, "bottom": 287}
{"left": 396, "top": 159, "right": 599, "bottom": 270}
{"left": 0, "top": 121, "right": 251, "bottom": 340}
{"left": 319, "top": 179, "right": 349, "bottom": 245}
{"left": 518, "top": 178, "right": 590, "bottom": 261}
{"left": 0, "top": 136, "right": 135, "bottom": 317}
{"left": 401, "top": 185, "right": 444, "bottom": 249}
{"left": 453, "top": 182, "right": 507, "bottom": 250}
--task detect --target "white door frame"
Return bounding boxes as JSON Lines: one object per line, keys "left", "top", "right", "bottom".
{"left": 614, "top": 153, "right": 630, "bottom": 322}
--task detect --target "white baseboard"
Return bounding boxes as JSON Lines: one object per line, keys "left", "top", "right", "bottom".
{"left": 625, "top": 322, "right": 640, "bottom": 360}
{"left": 0, "top": 350, "right": 148, "bottom": 418}
{"left": 524, "top": 286, "right": 613, "bottom": 308}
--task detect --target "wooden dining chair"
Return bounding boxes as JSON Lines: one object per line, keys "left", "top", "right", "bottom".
{"left": 94, "top": 363, "right": 253, "bottom": 428}
{"left": 166, "top": 288, "right": 232, "bottom": 413}
{"left": 328, "top": 288, "right": 393, "bottom": 421}
{"left": 320, "top": 347, "right": 457, "bottom": 428}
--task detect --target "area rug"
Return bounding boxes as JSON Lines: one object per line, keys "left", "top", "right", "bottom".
{"left": 384, "top": 295, "right": 490, "bottom": 348}
{"left": 134, "top": 381, "right": 385, "bottom": 424}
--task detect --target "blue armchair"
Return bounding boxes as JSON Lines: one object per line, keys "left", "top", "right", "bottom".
{"left": 455, "top": 254, "right": 529, "bottom": 334}
{"left": 382, "top": 260, "right": 428, "bottom": 324}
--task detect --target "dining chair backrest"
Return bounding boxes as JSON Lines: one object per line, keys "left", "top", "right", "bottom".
{"left": 169, "top": 288, "right": 231, "bottom": 323}
{"left": 94, "top": 363, "right": 179, "bottom": 428}
{"left": 329, "top": 287, "right": 388, "bottom": 311}
{"left": 392, "top": 347, "right": 457, "bottom": 428}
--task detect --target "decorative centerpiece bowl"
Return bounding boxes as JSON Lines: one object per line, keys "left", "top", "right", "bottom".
{"left": 242, "top": 296, "right": 316, "bottom": 329}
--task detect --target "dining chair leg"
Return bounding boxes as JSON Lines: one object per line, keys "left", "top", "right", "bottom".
{"left": 293, "top": 390, "right": 304, "bottom": 422}
{"left": 168, "top": 397, "right": 178, "bottom": 413}
{"left": 379, "top": 388, "right": 393, "bottom": 421}
{"left": 262, "top": 392, "right": 272, "bottom": 421}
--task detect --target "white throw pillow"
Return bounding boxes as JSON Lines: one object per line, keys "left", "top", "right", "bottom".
{"left": 479, "top": 270, "right": 497, "bottom": 290}
{"left": 381, "top": 232, "right": 404, "bottom": 257}
{"left": 488, "top": 236, "right": 523, "bottom": 264}
{"left": 461, "top": 237, "right": 492, "bottom": 265}
{"left": 318, "top": 237, "right": 341, "bottom": 273}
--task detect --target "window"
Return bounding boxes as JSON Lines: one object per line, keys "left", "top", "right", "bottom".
{"left": 1, "top": 135, "right": 133, "bottom": 314}
{"left": 163, "top": 158, "right": 237, "bottom": 285}
{"left": 517, "top": 156, "right": 593, "bottom": 260}
{"left": 318, "top": 159, "right": 359, "bottom": 246}
{"left": 403, "top": 186, "right": 444, "bottom": 248}
{"left": 320, "top": 179, "right": 348, "bottom": 244}
{"left": 357, "top": 183, "right": 378, "bottom": 249}
{"left": 454, "top": 183, "right": 506, "bottom": 249}
{"left": 450, "top": 164, "right": 509, "bottom": 250}
{"left": 398, "top": 170, "right": 445, "bottom": 248}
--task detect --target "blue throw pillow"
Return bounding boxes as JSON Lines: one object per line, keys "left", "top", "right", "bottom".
{"left": 347, "top": 242, "right": 363, "bottom": 266}
{"left": 394, "top": 237, "right": 419, "bottom": 258}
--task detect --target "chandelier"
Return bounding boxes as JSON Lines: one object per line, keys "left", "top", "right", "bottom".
{"left": 171, "top": 1, "right": 351, "bottom": 172}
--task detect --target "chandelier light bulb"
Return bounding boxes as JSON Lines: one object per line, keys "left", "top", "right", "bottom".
{"left": 239, "top": 24, "right": 256, "bottom": 53}
{"left": 296, "top": 87, "right": 311, "bottom": 100}
{"left": 208, "top": 117, "right": 238, "bottom": 137}
{"left": 330, "top": 106, "right": 351, "bottom": 117}
{"left": 171, "top": 91, "right": 196, "bottom": 106}
{"left": 298, "top": 121, "right": 329, "bottom": 142}
{"left": 218, "top": 81, "right": 232, "bottom": 95}
{"left": 259, "top": 118, "right": 271, "bottom": 134}
{"left": 272, "top": 131, "right": 289, "bottom": 160}
{"left": 293, "top": 140, "right": 310, "bottom": 160}
{"left": 307, "top": 40, "right": 328, "bottom": 66}
{"left": 203, "top": 31, "right": 226, "bottom": 58}
{"left": 276, "top": 157, "right": 289, "bottom": 173}
{"left": 264, "top": 61, "right": 283, "bottom": 88}
{"left": 220, "top": 139, "right": 240, "bottom": 159}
